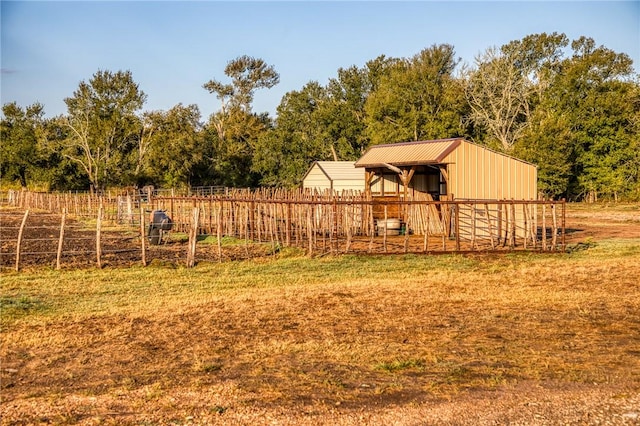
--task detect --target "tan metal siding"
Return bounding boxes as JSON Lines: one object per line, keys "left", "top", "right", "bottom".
{"left": 302, "top": 161, "right": 365, "bottom": 192}
{"left": 316, "top": 161, "right": 364, "bottom": 180}
{"left": 333, "top": 180, "right": 365, "bottom": 192}
{"left": 443, "top": 140, "right": 537, "bottom": 200}
{"left": 302, "top": 164, "right": 331, "bottom": 190}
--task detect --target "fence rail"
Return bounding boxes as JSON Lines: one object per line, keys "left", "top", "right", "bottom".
{"left": 2, "top": 190, "right": 565, "bottom": 270}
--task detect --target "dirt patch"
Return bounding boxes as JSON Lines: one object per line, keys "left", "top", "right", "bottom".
{"left": 0, "top": 209, "right": 276, "bottom": 270}
{"left": 563, "top": 204, "right": 640, "bottom": 242}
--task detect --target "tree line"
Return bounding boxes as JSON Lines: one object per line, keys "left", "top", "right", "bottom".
{"left": 2, "top": 33, "right": 638, "bottom": 201}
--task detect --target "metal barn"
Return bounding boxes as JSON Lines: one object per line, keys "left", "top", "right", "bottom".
{"left": 302, "top": 161, "right": 365, "bottom": 193}
{"left": 355, "top": 138, "right": 538, "bottom": 239}
{"left": 355, "top": 138, "right": 537, "bottom": 201}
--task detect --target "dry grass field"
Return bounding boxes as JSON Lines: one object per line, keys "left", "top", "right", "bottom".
{"left": 1, "top": 203, "right": 639, "bottom": 425}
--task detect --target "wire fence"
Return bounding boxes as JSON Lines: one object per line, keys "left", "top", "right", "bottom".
{"left": 1, "top": 189, "right": 566, "bottom": 270}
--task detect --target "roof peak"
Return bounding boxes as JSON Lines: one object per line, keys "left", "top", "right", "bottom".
{"left": 372, "top": 138, "right": 466, "bottom": 148}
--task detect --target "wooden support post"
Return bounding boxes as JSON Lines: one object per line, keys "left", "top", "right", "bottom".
{"left": 441, "top": 204, "right": 447, "bottom": 251}
{"left": 364, "top": 171, "right": 374, "bottom": 198}
{"left": 383, "top": 204, "right": 388, "bottom": 253}
{"left": 216, "top": 203, "right": 223, "bottom": 262}
{"left": 561, "top": 199, "right": 566, "bottom": 251}
{"left": 307, "top": 205, "right": 313, "bottom": 255}
{"left": 455, "top": 203, "right": 460, "bottom": 252}
{"left": 286, "top": 203, "right": 291, "bottom": 247}
{"left": 169, "top": 190, "right": 175, "bottom": 227}
{"left": 551, "top": 203, "right": 558, "bottom": 250}
{"left": 15, "top": 210, "right": 30, "bottom": 272}
{"left": 485, "top": 204, "right": 496, "bottom": 249}
{"left": 502, "top": 204, "right": 509, "bottom": 247}
{"left": 510, "top": 202, "right": 517, "bottom": 248}
{"left": 522, "top": 204, "right": 528, "bottom": 249}
{"left": 542, "top": 203, "right": 547, "bottom": 251}
{"left": 269, "top": 202, "right": 276, "bottom": 254}
{"left": 529, "top": 204, "right": 536, "bottom": 249}
{"left": 345, "top": 204, "right": 353, "bottom": 253}
{"left": 249, "top": 200, "right": 255, "bottom": 241}
{"left": 56, "top": 209, "right": 67, "bottom": 270}
{"left": 424, "top": 203, "right": 430, "bottom": 252}
{"left": 333, "top": 199, "right": 338, "bottom": 254}
{"left": 470, "top": 204, "right": 476, "bottom": 250}
{"left": 127, "top": 195, "right": 133, "bottom": 225}
{"left": 497, "top": 205, "right": 503, "bottom": 245}
{"left": 368, "top": 201, "right": 375, "bottom": 253}
{"left": 187, "top": 207, "right": 200, "bottom": 267}
{"left": 403, "top": 203, "right": 411, "bottom": 253}
{"left": 139, "top": 207, "right": 147, "bottom": 266}
{"left": 96, "top": 202, "right": 103, "bottom": 268}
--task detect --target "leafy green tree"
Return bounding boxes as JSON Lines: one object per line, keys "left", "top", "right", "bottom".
{"left": 255, "top": 56, "right": 398, "bottom": 187}
{"left": 514, "top": 35, "right": 639, "bottom": 200}
{"left": 0, "top": 102, "right": 46, "bottom": 188}
{"left": 136, "top": 104, "right": 204, "bottom": 188}
{"left": 39, "top": 118, "right": 91, "bottom": 190}
{"left": 317, "top": 57, "right": 396, "bottom": 159}
{"left": 252, "top": 82, "right": 330, "bottom": 187}
{"left": 464, "top": 33, "right": 568, "bottom": 152}
{"left": 203, "top": 56, "right": 279, "bottom": 187}
{"left": 564, "top": 37, "right": 639, "bottom": 200}
{"left": 515, "top": 112, "right": 574, "bottom": 198}
{"left": 365, "top": 44, "right": 468, "bottom": 145}
{"left": 57, "top": 70, "right": 146, "bottom": 192}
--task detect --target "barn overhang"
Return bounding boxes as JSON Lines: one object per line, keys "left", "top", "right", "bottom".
{"left": 354, "top": 139, "right": 462, "bottom": 199}
{"left": 363, "top": 163, "right": 450, "bottom": 199}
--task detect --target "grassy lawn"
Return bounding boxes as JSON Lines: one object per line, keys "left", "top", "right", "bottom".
{"left": 1, "top": 203, "right": 639, "bottom": 424}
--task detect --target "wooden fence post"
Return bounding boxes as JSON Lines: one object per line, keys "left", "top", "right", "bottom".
{"left": 470, "top": 204, "right": 476, "bottom": 250}
{"left": 510, "top": 202, "right": 517, "bottom": 248}
{"left": 423, "top": 203, "right": 430, "bottom": 252}
{"left": 455, "top": 203, "right": 460, "bottom": 252}
{"left": 249, "top": 199, "right": 255, "bottom": 241}
{"left": 522, "top": 203, "right": 528, "bottom": 250}
{"left": 561, "top": 199, "right": 566, "bottom": 251}
{"left": 368, "top": 200, "right": 374, "bottom": 253}
{"left": 56, "top": 209, "right": 67, "bottom": 270}
{"left": 96, "top": 202, "right": 103, "bottom": 268}
{"left": 485, "top": 204, "right": 496, "bottom": 249}
{"left": 551, "top": 203, "right": 558, "bottom": 250}
{"left": 403, "top": 203, "right": 411, "bottom": 253}
{"left": 140, "top": 207, "right": 147, "bottom": 266}
{"left": 333, "top": 199, "right": 338, "bottom": 253}
{"left": 346, "top": 203, "right": 353, "bottom": 253}
{"left": 542, "top": 203, "right": 547, "bottom": 251}
{"left": 216, "top": 203, "right": 223, "bottom": 262}
{"left": 307, "top": 205, "right": 313, "bottom": 255}
{"left": 285, "top": 203, "right": 291, "bottom": 247}
{"left": 383, "top": 204, "right": 388, "bottom": 253}
{"left": 187, "top": 207, "right": 200, "bottom": 267}
{"left": 15, "top": 210, "right": 30, "bottom": 272}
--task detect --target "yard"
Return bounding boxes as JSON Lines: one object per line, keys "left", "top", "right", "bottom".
{"left": 1, "top": 203, "right": 639, "bottom": 425}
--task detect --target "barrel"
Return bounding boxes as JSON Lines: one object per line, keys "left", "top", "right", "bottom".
{"left": 376, "top": 218, "right": 402, "bottom": 236}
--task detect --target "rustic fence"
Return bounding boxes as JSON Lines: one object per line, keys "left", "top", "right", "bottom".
{"left": 2, "top": 190, "right": 566, "bottom": 270}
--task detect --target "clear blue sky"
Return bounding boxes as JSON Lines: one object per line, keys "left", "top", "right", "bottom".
{"left": 2, "top": 1, "right": 639, "bottom": 120}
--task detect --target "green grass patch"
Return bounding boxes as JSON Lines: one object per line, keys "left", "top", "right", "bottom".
{"left": 0, "top": 295, "right": 48, "bottom": 322}
{"left": 375, "top": 358, "right": 426, "bottom": 373}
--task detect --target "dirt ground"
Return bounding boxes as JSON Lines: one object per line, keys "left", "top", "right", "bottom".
{"left": 0, "top": 209, "right": 275, "bottom": 270}
{"left": 1, "top": 203, "right": 639, "bottom": 425}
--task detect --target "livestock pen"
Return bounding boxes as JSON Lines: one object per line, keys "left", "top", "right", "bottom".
{"left": 2, "top": 189, "right": 565, "bottom": 270}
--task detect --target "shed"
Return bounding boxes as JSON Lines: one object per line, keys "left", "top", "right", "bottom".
{"left": 354, "top": 138, "right": 537, "bottom": 201}
{"left": 302, "top": 161, "right": 365, "bottom": 193}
